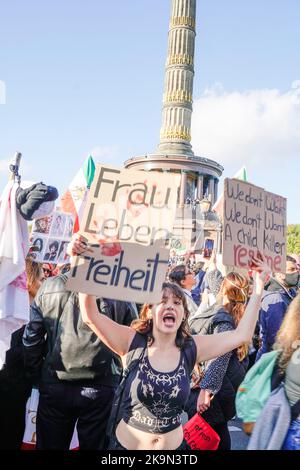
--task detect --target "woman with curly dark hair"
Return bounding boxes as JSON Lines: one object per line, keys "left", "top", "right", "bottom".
{"left": 75, "top": 239, "right": 270, "bottom": 452}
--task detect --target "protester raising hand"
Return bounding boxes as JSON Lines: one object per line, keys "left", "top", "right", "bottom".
{"left": 75, "top": 242, "right": 272, "bottom": 451}
{"left": 67, "top": 233, "right": 93, "bottom": 258}
{"left": 193, "top": 256, "right": 271, "bottom": 364}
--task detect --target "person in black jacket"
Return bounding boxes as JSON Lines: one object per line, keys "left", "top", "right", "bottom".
{"left": 22, "top": 251, "right": 138, "bottom": 450}
{"left": 186, "top": 271, "right": 250, "bottom": 450}
{"left": 0, "top": 325, "right": 31, "bottom": 450}
{"left": 0, "top": 257, "right": 45, "bottom": 450}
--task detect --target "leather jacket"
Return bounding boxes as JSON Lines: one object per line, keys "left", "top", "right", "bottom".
{"left": 22, "top": 274, "right": 138, "bottom": 386}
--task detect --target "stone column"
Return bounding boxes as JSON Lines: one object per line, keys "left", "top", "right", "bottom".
{"left": 214, "top": 178, "right": 219, "bottom": 204}
{"left": 208, "top": 177, "right": 215, "bottom": 203}
{"left": 196, "top": 174, "right": 204, "bottom": 200}
{"left": 216, "top": 225, "right": 222, "bottom": 254}
{"left": 157, "top": 0, "right": 196, "bottom": 156}
{"left": 179, "top": 171, "right": 187, "bottom": 206}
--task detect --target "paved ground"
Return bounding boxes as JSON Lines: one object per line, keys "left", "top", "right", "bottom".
{"left": 229, "top": 417, "right": 249, "bottom": 450}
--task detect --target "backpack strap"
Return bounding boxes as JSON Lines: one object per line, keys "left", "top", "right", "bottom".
{"left": 106, "top": 332, "right": 146, "bottom": 437}
{"left": 270, "top": 352, "right": 285, "bottom": 391}
{"left": 123, "top": 332, "right": 147, "bottom": 373}
{"left": 182, "top": 337, "right": 197, "bottom": 374}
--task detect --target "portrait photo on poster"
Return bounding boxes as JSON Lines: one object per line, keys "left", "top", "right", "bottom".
{"left": 32, "top": 215, "right": 52, "bottom": 235}
{"left": 44, "top": 238, "right": 60, "bottom": 263}
{"left": 50, "top": 213, "right": 66, "bottom": 238}
{"left": 57, "top": 240, "right": 70, "bottom": 264}
{"left": 63, "top": 214, "right": 75, "bottom": 239}
{"left": 30, "top": 235, "right": 47, "bottom": 261}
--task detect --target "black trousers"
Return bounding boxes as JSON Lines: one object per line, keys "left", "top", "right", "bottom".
{"left": 213, "top": 422, "right": 231, "bottom": 450}
{"left": 36, "top": 382, "right": 115, "bottom": 450}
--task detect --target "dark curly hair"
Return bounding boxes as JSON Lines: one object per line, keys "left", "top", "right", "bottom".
{"left": 131, "top": 282, "right": 192, "bottom": 349}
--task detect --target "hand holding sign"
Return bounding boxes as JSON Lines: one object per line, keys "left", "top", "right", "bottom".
{"left": 67, "top": 233, "right": 94, "bottom": 258}
{"left": 250, "top": 254, "right": 271, "bottom": 293}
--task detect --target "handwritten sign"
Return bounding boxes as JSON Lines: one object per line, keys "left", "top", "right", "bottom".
{"left": 222, "top": 179, "right": 286, "bottom": 272}
{"left": 263, "top": 191, "right": 286, "bottom": 270}
{"left": 80, "top": 164, "right": 181, "bottom": 247}
{"left": 66, "top": 241, "right": 169, "bottom": 303}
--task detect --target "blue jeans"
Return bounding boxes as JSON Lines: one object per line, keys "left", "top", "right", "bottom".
{"left": 282, "top": 419, "right": 300, "bottom": 450}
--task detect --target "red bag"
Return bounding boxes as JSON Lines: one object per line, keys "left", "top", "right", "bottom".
{"left": 183, "top": 413, "right": 220, "bottom": 450}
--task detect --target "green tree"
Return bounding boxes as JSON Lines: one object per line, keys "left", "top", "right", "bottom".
{"left": 287, "top": 225, "right": 300, "bottom": 254}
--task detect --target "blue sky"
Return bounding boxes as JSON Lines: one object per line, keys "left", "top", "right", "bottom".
{"left": 0, "top": 0, "right": 299, "bottom": 223}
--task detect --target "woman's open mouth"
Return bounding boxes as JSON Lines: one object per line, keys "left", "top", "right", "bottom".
{"left": 162, "top": 312, "right": 176, "bottom": 326}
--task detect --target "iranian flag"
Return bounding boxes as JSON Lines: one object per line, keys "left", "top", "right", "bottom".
{"left": 212, "top": 166, "right": 248, "bottom": 217}
{"left": 60, "top": 156, "right": 95, "bottom": 233}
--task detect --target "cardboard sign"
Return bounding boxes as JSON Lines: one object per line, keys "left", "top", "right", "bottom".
{"left": 80, "top": 164, "right": 181, "bottom": 247}
{"left": 66, "top": 241, "right": 169, "bottom": 304}
{"left": 222, "top": 179, "right": 286, "bottom": 272}
{"left": 30, "top": 211, "right": 75, "bottom": 264}
{"left": 263, "top": 191, "right": 286, "bottom": 269}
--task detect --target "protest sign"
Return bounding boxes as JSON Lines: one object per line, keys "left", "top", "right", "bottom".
{"left": 66, "top": 240, "right": 169, "bottom": 304}
{"left": 263, "top": 191, "right": 286, "bottom": 271}
{"left": 222, "top": 178, "right": 286, "bottom": 272}
{"left": 80, "top": 164, "right": 180, "bottom": 247}
{"left": 30, "top": 211, "right": 75, "bottom": 264}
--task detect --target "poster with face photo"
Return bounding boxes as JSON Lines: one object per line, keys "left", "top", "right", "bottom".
{"left": 30, "top": 211, "right": 75, "bottom": 264}
{"left": 63, "top": 214, "right": 75, "bottom": 238}
{"left": 32, "top": 215, "right": 53, "bottom": 235}
{"left": 57, "top": 240, "right": 70, "bottom": 264}
{"left": 44, "top": 238, "right": 60, "bottom": 263}
{"left": 29, "top": 234, "right": 47, "bottom": 261}
{"left": 50, "top": 213, "right": 66, "bottom": 238}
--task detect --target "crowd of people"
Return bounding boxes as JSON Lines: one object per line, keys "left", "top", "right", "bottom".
{"left": 0, "top": 234, "right": 300, "bottom": 451}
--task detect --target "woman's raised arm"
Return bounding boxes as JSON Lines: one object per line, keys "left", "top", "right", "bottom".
{"left": 193, "top": 257, "right": 270, "bottom": 363}
{"left": 79, "top": 293, "right": 135, "bottom": 356}
{"left": 68, "top": 233, "right": 136, "bottom": 356}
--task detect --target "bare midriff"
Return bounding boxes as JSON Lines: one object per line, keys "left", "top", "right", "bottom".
{"left": 116, "top": 419, "right": 183, "bottom": 450}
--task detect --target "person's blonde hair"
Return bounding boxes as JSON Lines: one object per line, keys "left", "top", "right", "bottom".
{"left": 274, "top": 293, "right": 300, "bottom": 372}
{"left": 217, "top": 272, "right": 250, "bottom": 361}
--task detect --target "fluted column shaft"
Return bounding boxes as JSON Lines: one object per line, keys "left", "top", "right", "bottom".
{"left": 208, "top": 177, "right": 215, "bottom": 203}
{"left": 197, "top": 174, "right": 204, "bottom": 200}
{"left": 214, "top": 178, "right": 219, "bottom": 204}
{"left": 157, "top": 0, "right": 196, "bottom": 156}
